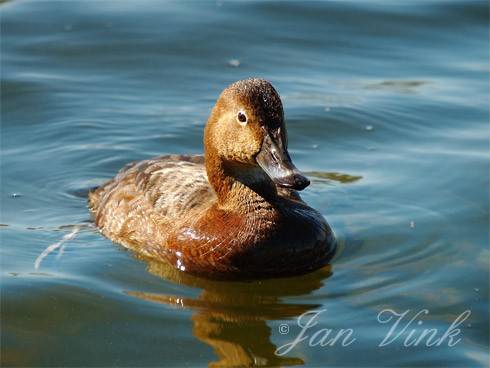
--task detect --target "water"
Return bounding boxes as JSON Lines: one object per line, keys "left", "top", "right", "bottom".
{"left": 1, "top": 1, "right": 489, "bottom": 366}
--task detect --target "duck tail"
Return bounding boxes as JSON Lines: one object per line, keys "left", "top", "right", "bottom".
{"left": 87, "top": 185, "right": 102, "bottom": 210}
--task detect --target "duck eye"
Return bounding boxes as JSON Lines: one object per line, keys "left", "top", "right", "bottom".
{"left": 237, "top": 111, "right": 247, "bottom": 126}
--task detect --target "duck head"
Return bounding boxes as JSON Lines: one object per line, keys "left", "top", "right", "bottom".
{"left": 204, "top": 78, "right": 310, "bottom": 196}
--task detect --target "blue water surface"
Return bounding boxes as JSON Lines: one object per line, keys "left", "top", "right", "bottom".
{"left": 1, "top": 1, "right": 489, "bottom": 367}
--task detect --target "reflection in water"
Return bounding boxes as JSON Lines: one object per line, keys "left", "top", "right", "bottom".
{"left": 127, "top": 259, "right": 333, "bottom": 367}
{"left": 364, "top": 80, "right": 428, "bottom": 94}
{"left": 307, "top": 171, "right": 363, "bottom": 184}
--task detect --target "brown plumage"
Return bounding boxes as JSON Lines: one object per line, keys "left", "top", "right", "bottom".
{"left": 88, "top": 78, "right": 336, "bottom": 279}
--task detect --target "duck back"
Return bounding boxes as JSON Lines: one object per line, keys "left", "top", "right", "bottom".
{"left": 89, "top": 155, "right": 215, "bottom": 259}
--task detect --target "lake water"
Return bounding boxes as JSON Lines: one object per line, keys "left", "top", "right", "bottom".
{"left": 1, "top": 1, "right": 489, "bottom": 367}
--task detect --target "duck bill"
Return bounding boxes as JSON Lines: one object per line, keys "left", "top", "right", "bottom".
{"left": 256, "top": 130, "right": 310, "bottom": 191}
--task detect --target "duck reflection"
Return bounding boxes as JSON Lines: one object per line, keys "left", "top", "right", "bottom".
{"left": 127, "top": 258, "right": 332, "bottom": 367}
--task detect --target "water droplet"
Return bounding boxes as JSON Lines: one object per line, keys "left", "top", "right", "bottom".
{"left": 228, "top": 59, "right": 240, "bottom": 67}
{"left": 365, "top": 125, "right": 374, "bottom": 131}
{"left": 410, "top": 221, "right": 415, "bottom": 228}
{"left": 176, "top": 259, "right": 186, "bottom": 271}
{"left": 312, "top": 144, "right": 319, "bottom": 149}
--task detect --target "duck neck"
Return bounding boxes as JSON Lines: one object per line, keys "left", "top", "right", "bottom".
{"left": 205, "top": 149, "right": 277, "bottom": 212}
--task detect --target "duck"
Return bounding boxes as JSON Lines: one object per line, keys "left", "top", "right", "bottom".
{"left": 88, "top": 78, "right": 336, "bottom": 279}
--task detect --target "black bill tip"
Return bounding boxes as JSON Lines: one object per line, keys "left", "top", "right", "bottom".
{"left": 274, "top": 173, "right": 310, "bottom": 191}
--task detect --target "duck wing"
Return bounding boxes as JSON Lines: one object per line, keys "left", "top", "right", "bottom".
{"left": 88, "top": 155, "right": 215, "bottom": 253}
{"left": 133, "top": 155, "right": 215, "bottom": 218}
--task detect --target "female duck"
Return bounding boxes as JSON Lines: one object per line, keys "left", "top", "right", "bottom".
{"left": 89, "top": 78, "right": 336, "bottom": 279}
